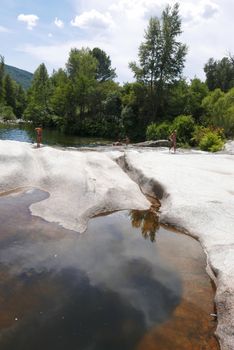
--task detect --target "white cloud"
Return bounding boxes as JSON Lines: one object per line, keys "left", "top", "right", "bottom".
{"left": 48, "top": 33, "right": 53, "bottom": 38}
{"left": 14, "top": 0, "right": 234, "bottom": 83}
{"left": 18, "top": 40, "right": 111, "bottom": 67}
{"left": 71, "top": 9, "right": 114, "bottom": 29}
{"left": 54, "top": 17, "right": 64, "bottom": 28}
{"left": 179, "top": 0, "right": 220, "bottom": 25}
{"left": 17, "top": 14, "right": 39, "bottom": 30}
{"left": 202, "top": 3, "right": 219, "bottom": 19}
{"left": 0, "top": 25, "right": 9, "bottom": 33}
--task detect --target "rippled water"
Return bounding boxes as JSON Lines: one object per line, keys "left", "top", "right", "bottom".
{"left": 0, "top": 189, "right": 218, "bottom": 350}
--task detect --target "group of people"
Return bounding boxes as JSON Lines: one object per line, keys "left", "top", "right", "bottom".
{"left": 112, "top": 136, "right": 130, "bottom": 146}
{"left": 34, "top": 126, "right": 176, "bottom": 152}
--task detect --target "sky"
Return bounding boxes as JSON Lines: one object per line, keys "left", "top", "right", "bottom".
{"left": 0, "top": 0, "right": 234, "bottom": 83}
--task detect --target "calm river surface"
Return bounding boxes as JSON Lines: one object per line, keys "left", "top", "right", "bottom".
{"left": 0, "top": 123, "right": 111, "bottom": 147}
{"left": 0, "top": 188, "right": 218, "bottom": 350}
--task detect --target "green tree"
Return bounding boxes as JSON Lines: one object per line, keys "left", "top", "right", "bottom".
{"left": 185, "top": 78, "right": 208, "bottom": 122}
{"left": 91, "top": 48, "right": 116, "bottom": 82}
{"left": 202, "top": 88, "right": 234, "bottom": 136}
{"left": 121, "top": 82, "right": 150, "bottom": 139}
{"left": 204, "top": 57, "right": 234, "bottom": 92}
{"left": 50, "top": 68, "right": 74, "bottom": 122}
{"left": 15, "top": 84, "right": 27, "bottom": 118}
{"left": 24, "top": 63, "right": 51, "bottom": 124}
{"left": 30, "top": 63, "right": 51, "bottom": 107}
{"left": 66, "top": 48, "right": 98, "bottom": 118}
{"left": 165, "top": 79, "right": 188, "bottom": 119}
{"left": 3, "top": 74, "right": 16, "bottom": 110}
{"left": 129, "top": 3, "right": 187, "bottom": 119}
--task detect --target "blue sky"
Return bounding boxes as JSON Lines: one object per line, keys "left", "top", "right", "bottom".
{"left": 1, "top": 0, "right": 234, "bottom": 83}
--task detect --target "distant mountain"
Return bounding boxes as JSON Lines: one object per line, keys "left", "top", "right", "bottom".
{"left": 5, "top": 64, "right": 33, "bottom": 90}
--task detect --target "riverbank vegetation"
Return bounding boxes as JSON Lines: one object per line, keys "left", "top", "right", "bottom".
{"left": 0, "top": 3, "right": 233, "bottom": 151}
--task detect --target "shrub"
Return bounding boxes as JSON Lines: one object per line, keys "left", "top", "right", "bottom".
{"left": 0, "top": 105, "right": 16, "bottom": 121}
{"left": 199, "top": 131, "right": 224, "bottom": 152}
{"left": 146, "top": 122, "right": 170, "bottom": 140}
{"left": 172, "top": 115, "right": 195, "bottom": 144}
{"left": 192, "top": 126, "right": 225, "bottom": 145}
{"left": 23, "top": 103, "right": 57, "bottom": 127}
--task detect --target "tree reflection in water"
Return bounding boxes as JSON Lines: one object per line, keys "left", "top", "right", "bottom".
{"left": 129, "top": 209, "right": 160, "bottom": 242}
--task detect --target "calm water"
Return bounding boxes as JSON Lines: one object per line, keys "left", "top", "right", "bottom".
{"left": 0, "top": 188, "right": 218, "bottom": 350}
{"left": 0, "top": 123, "right": 111, "bottom": 147}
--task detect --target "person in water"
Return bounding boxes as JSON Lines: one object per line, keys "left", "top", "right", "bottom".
{"left": 169, "top": 130, "right": 177, "bottom": 153}
{"left": 35, "top": 125, "right": 43, "bottom": 148}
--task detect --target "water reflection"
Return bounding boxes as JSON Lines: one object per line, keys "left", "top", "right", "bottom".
{"left": 130, "top": 209, "right": 160, "bottom": 242}
{"left": 0, "top": 188, "right": 217, "bottom": 349}
{"left": 0, "top": 188, "right": 181, "bottom": 350}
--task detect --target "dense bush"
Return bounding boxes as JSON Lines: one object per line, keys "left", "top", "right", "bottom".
{"left": 192, "top": 126, "right": 225, "bottom": 145}
{"left": 202, "top": 88, "right": 234, "bottom": 137}
{"left": 199, "top": 131, "right": 224, "bottom": 152}
{"left": 79, "top": 116, "right": 124, "bottom": 139}
{"left": 172, "top": 115, "right": 195, "bottom": 144}
{"left": 0, "top": 105, "right": 16, "bottom": 121}
{"left": 23, "top": 103, "right": 56, "bottom": 127}
{"left": 146, "top": 122, "right": 171, "bottom": 140}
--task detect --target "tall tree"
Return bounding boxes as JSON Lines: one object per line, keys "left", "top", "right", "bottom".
{"left": 129, "top": 3, "right": 187, "bottom": 119}
{"left": 66, "top": 48, "right": 98, "bottom": 118}
{"left": 91, "top": 48, "right": 116, "bottom": 82}
{"left": 50, "top": 68, "right": 76, "bottom": 120}
{"left": 3, "top": 74, "right": 16, "bottom": 110}
{"left": 24, "top": 63, "right": 51, "bottom": 123}
{"left": 15, "top": 84, "right": 27, "bottom": 118}
{"left": 29, "top": 63, "right": 51, "bottom": 108}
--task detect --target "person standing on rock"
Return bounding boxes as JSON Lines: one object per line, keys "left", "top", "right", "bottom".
{"left": 169, "top": 130, "right": 177, "bottom": 153}
{"left": 35, "top": 125, "right": 43, "bottom": 148}
{"left": 124, "top": 136, "right": 130, "bottom": 145}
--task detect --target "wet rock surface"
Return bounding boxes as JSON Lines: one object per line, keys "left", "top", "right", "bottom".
{"left": 0, "top": 189, "right": 217, "bottom": 349}
{"left": 0, "top": 140, "right": 233, "bottom": 349}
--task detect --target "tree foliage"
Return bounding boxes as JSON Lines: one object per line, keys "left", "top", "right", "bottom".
{"left": 202, "top": 88, "right": 234, "bottom": 136}
{"left": 3, "top": 74, "right": 16, "bottom": 110}
{"left": 204, "top": 57, "right": 234, "bottom": 92}
{"left": 146, "top": 122, "right": 171, "bottom": 140}
{"left": 0, "top": 4, "right": 233, "bottom": 148}
{"left": 129, "top": 3, "right": 187, "bottom": 119}
{"left": 24, "top": 63, "right": 51, "bottom": 124}
{"left": 91, "top": 48, "right": 116, "bottom": 82}
{"left": 172, "top": 115, "right": 195, "bottom": 144}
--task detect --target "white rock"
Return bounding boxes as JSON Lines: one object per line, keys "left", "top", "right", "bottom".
{"left": 0, "top": 140, "right": 150, "bottom": 232}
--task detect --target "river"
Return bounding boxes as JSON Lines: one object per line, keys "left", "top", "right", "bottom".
{"left": 0, "top": 122, "right": 111, "bottom": 147}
